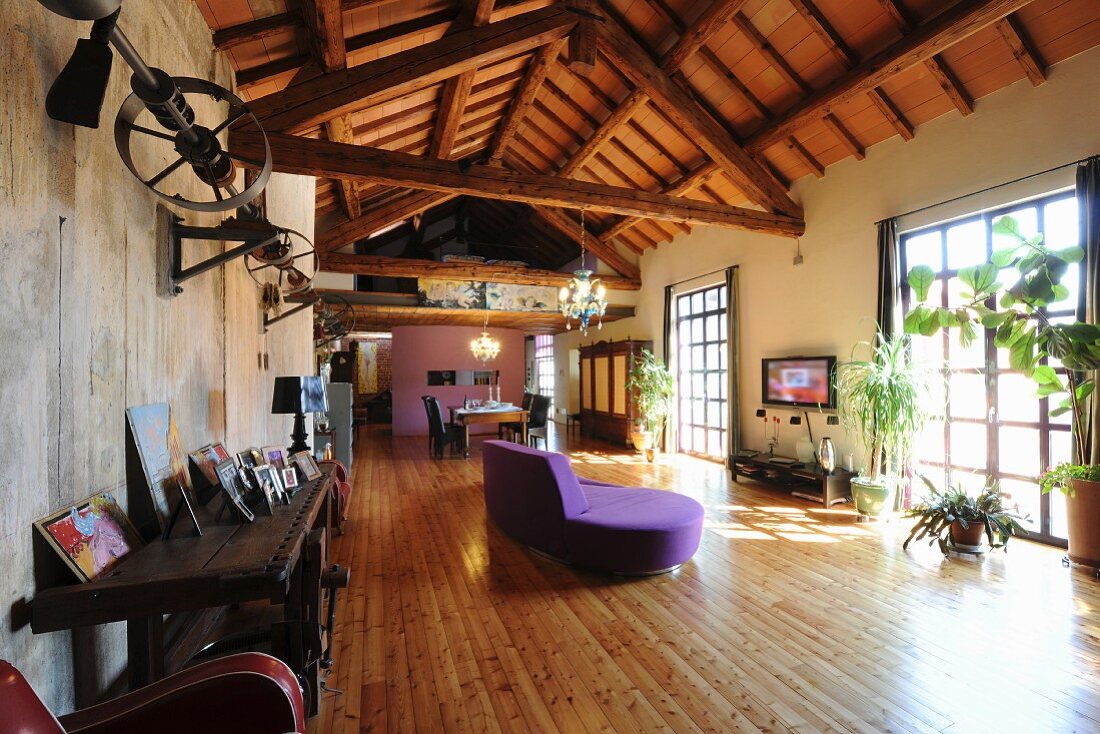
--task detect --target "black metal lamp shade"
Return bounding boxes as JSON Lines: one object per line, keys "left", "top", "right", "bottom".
{"left": 272, "top": 376, "right": 328, "bottom": 454}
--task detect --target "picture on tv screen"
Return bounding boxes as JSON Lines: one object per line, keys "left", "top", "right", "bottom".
{"left": 762, "top": 357, "right": 835, "bottom": 408}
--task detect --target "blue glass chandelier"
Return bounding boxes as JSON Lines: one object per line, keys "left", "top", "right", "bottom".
{"left": 558, "top": 209, "right": 607, "bottom": 335}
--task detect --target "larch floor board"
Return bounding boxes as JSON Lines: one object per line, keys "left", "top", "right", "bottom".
{"left": 310, "top": 424, "right": 1100, "bottom": 733}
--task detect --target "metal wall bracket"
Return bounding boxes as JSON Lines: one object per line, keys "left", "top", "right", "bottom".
{"left": 263, "top": 299, "right": 315, "bottom": 332}
{"left": 168, "top": 214, "right": 281, "bottom": 296}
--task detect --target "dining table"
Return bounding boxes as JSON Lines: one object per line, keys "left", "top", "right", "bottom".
{"left": 447, "top": 404, "right": 529, "bottom": 458}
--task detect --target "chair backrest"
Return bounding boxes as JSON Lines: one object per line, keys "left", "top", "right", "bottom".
{"left": 482, "top": 440, "right": 588, "bottom": 557}
{"left": 425, "top": 396, "right": 446, "bottom": 437}
{"left": 0, "top": 661, "right": 65, "bottom": 734}
{"left": 521, "top": 392, "right": 534, "bottom": 410}
{"left": 528, "top": 394, "right": 551, "bottom": 428}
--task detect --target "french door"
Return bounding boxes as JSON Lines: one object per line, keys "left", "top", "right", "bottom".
{"left": 676, "top": 284, "right": 728, "bottom": 460}
{"left": 900, "top": 191, "right": 1079, "bottom": 545}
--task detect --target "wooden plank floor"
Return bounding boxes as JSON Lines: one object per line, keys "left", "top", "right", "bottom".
{"left": 311, "top": 425, "right": 1100, "bottom": 733}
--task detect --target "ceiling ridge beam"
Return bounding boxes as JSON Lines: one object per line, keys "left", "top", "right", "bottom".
{"left": 319, "top": 254, "right": 641, "bottom": 290}
{"left": 594, "top": 10, "right": 802, "bottom": 218}
{"left": 233, "top": 132, "right": 804, "bottom": 236}
{"left": 242, "top": 5, "right": 577, "bottom": 133}
{"left": 745, "top": 0, "right": 1035, "bottom": 153}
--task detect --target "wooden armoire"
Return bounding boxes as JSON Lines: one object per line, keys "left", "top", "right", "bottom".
{"left": 578, "top": 339, "right": 652, "bottom": 445}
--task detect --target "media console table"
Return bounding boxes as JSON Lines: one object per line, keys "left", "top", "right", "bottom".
{"left": 31, "top": 468, "right": 339, "bottom": 716}
{"left": 733, "top": 453, "right": 853, "bottom": 506}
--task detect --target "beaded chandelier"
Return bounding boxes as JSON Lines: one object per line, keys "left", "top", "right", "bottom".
{"left": 469, "top": 308, "right": 500, "bottom": 362}
{"left": 558, "top": 209, "right": 607, "bottom": 335}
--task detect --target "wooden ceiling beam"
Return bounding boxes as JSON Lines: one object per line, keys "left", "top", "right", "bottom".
{"left": 320, "top": 254, "right": 641, "bottom": 290}
{"left": 996, "top": 14, "right": 1046, "bottom": 86}
{"left": 213, "top": 11, "right": 302, "bottom": 51}
{"left": 598, "top": 161, "right": 718, "bottom": 243}
{"left": 318, "top": 190, "right": 459, "bottom": 253}
{"left": 324, "top": 115, "right": 361, "bottom": 219}
{"left": 531, "top": 206, "right": 639, "bottom": 279}
{"left": 594, "top": 14, "right": 801, "bottom": 218}
{"left": 301, "top": 0, "right": 346, "bottom": 72}
{"left": 242, "top": 5, "right": 576, "bottom": 133}
{"left": 876, "top": 0, "right": 973, "bottom": 116}
{"left": 746, "top": 0, "right": 1034, "bottom": 153}
{"left": 428, "top": 0, "right": 497, "bottom": 160}
{"left": 488, "top": 38, "right": 567, "bottom": 163}
{"left": 567, "top": 0, "right": 597, "bottom": 75}
{"left": 785, "top": 137, "right": 824, "bottom": 178}
{"left": 236, "top": 132, "right": 803, "bottom": 236}
{"left": 659, "top": 0, "right": 747, "bottom": 73}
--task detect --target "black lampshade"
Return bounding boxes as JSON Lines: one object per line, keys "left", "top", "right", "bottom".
{"left": 272, "top": 376, "right": 329, "bottom": 415}
{"left": 789, "top": 415, "right": 802, "bottom": 425}
{"left": 826, "top": 415, "right": 840, "bottom": 425}
{"left": 755, "top": 409, "right": 766, "bottom": 418}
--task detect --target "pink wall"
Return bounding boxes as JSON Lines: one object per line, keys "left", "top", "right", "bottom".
{"left": 391, "top": 325, "right": 527, "bottom": 436}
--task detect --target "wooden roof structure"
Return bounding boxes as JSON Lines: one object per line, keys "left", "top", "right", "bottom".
{"left": 200, "top": 0, "right": 1100, "bottom": 285}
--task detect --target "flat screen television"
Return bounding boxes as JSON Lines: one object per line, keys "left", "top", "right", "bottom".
{"left": 762, "top": 356, "right": 836, "bottom": 409}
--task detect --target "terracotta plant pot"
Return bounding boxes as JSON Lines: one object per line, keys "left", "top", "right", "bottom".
{"left": 644, "top": 447, "right": 656, "bottom": 463}
{"left": 950, "top": 519, "right": 985, "bottom": 550}
{"left": 631, "top": 431, "right": 653, "bottom": 451}
{"left": 1067, "top": 478, "right": 1100, "bottom": 568}
{"left": 851, "top": 477, "right": 895, "bottom": 517}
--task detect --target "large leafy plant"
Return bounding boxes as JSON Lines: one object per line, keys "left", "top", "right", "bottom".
{"left": 903, "top": 476, "right": 1028, "bottom": 554}
{"left": 905, "top": 214, "right": 1100, "bottom": 492}
{"left": 834, "top": 332, "right": 931, "bottom": 479}
{"left": 626, "top": 348, "right": 675, "bottom": 438}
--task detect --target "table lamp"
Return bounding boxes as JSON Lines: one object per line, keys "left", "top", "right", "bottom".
{"left": 271, "top": 376, "right": 329, "bottom": 454}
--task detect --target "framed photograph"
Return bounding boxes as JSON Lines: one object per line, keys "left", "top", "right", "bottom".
{"left": 237, "top": 449, "right": 259, "bottom": 469}
{"left": 216, "top": 459, "right": 254, "bottom": 522}
{"left": 189, "top": 445, "right": 220, "bottom": 487}
{"left": 253, "top": 464, "right": 283, "bottom": 509}
{"left": 34, "top": 491, "right": 144, "bottom": 583}
{"left": 292, "top": 451, "right": 322, "bottom": 481}
{"left": 249, "top": 447, "right": 265, "bottom": 467}
{"left": 259, "top": 480, "right": 276, "bottom": 514}
{"left": 237, "top": 464, "right": 259, "bottom": 495}
{"left": 281, "top": 466, "right": 300, "bottom": 493}
{"left": 263, "top": 445, "right": 287, "bottom": 471}
{"left": 125, "top": 403, "right": 194, "bottom": 536}
{"left": 211, "top": 443, "right": 232, "bottom": 462}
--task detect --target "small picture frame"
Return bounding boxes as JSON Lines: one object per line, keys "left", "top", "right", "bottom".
{"left": 237, "top": 449, "right": 258, "bottom": 469}
{"left": 253, "top": 464, "right": 286, "bottom": 506}
{"left": 263, "top": 445, "right": 286, "bottom": 471}
{"left": 292, "top": 451, "right": 322, "bottom": 481}
{"left": 33, "top": 491, "right": 144, "bottom": 583}
{"left": 281, "top": 466, "right": 300, "bottom": 494}
{"left": 189, "top": 446, "right": 220, "bottom": 487}
{"left": 216, "top": 459, "right": 254, "bottom": 522}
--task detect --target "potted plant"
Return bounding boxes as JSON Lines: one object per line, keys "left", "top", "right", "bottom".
{"left": 834, "top": 332, "right": 932, "bottom": 516}
{"left": 626, "top": 348, "right": 674, "bottom": 461}
{"left": 905, "top": 214, "right": 1100, "bottom": 567}
{"left": 903, "top": 476, "right": 1028, "bottom": 555}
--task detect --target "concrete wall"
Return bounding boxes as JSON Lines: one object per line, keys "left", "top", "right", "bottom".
{"left": 554, "top": 45, "right": 1100, "bottom": 467}
{"left": 0, "top": 1, "right": 314, "bottom": 712}
{"left": 391, "top": 325, "right": 526, "bottom": 436}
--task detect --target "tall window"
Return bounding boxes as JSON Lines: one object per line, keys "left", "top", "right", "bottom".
{"left": 535, "top": 334, "right": 554, "bottom": 415}
{"left": 900, "top": 191, "right": 1079, "bottom": 545}
{"left": 677, "top": 284, "right": 728, "bottom": 460}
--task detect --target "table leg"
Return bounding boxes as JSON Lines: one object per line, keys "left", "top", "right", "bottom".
{"left": 127, "top": 614, "right": 165, "bottom": 690}
{"left": 522, "top": 417, "right": 528, "bottom": 446}
{"left": 464, "top": 424, "right": 470, "bottom": 459}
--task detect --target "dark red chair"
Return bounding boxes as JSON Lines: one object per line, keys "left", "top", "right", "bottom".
{"left": 319, "top": 459, "right": 351, "bottom": 529}
{"left": 0, "top": 653, "right": 305, "bottom": 734}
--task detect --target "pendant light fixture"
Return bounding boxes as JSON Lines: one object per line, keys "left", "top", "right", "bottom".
{"left": 470, "top": 305, "right": 501, "bottom": 363}
{"left": 559, "top": 209, "right": 608, "bottom": 335}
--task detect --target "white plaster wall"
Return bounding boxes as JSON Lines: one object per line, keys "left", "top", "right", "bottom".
{"left": 0, "top": 1, "right": 313, "bottom": 712}
{"left": 555, "top": 45, "right": 1100, "bottom": 464}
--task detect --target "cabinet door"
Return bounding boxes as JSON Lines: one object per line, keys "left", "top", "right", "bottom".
{"left": 612, "top": 354, "right": 627, "bottom": 416}
{"left": 594, "top": 356, "right": 609, "bottom": 413}
{"left": 580, "top": 358, "right": 592, "bottom": 410}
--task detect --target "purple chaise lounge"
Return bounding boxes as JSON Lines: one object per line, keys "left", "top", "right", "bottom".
{"left": 482, "top": 440, "right": 704, "bottom": 574}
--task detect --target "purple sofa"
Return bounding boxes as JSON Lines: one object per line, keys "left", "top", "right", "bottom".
{"left": 482, "top": 440, "right": 704, "bottom": 574}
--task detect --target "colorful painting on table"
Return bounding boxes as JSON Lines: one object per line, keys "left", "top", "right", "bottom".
{"left": 126, "top": 403, "right": 193, "bottom": 529}
{"left": 417, "top": 279, "right": 486, "bottom": 309}
{"left": 35, "top": 492, "right": 143, "bottom": 582}
{"left": 486, "top": 282, "right": 558, "bottom": 312}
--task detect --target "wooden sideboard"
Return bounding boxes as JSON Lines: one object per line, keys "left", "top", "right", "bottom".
{"left": 578, "top": 339, "right": 651, "bottom": 446}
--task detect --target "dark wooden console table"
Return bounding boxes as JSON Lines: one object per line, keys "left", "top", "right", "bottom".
{"left": 733, "top": 453, "right": 853, "bottom": 506}
{"left": 31, "top": 468, "right": 335, "bottom": 714}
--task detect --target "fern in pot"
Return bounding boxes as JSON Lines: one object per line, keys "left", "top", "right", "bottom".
{"left": 626, "top": 348, "right": 674, "bottom": 461}
{"left": 834, "top": 332, "right": 932, "bottom": 517}
{"left": 903, "top": 476, "right": 1028, "bottom": 555}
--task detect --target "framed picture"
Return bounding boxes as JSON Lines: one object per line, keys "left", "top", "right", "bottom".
{"left": 253, "top": 464, "right": 284, "bottom": 508}
{"left": 249, "top": 447, "right": 265, "bottom": 467}
{"left": 125, "top": 403, "right": 194, "bottom": 536}
{"left": 216, "top": 459, "right": 254, "bottom": 522}
{"left": 211, "top": 443, "right": 231, "bottom": 462}
{"left": 34, "top": 491, "right": 144, "bottom": 583}
{"left": 292, "top": 451, "right": 322, "bottom": 481}
{"left": 281, "top": 466, "right": 300, "bottom": 493}
{"left": 263, "top": 445, "right": 286, "bottom": 471}
{"left": 189, "top": 445, "right": 219, "bottom": 487}
{"left": 237, "top": 449, "right": 259, "bottom": 469}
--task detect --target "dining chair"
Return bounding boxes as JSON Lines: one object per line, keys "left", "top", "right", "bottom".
{"left": 526, "top": 394, "right": 552, "bottom": 449}
{"left": 420, "top": 396, "right": 435, "bottom": 456}
{"left": 426, "top": 396, "right": 464, "bottom": 458}
{"left": 499, "top": 391, "right": 535, "bottom": 441}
